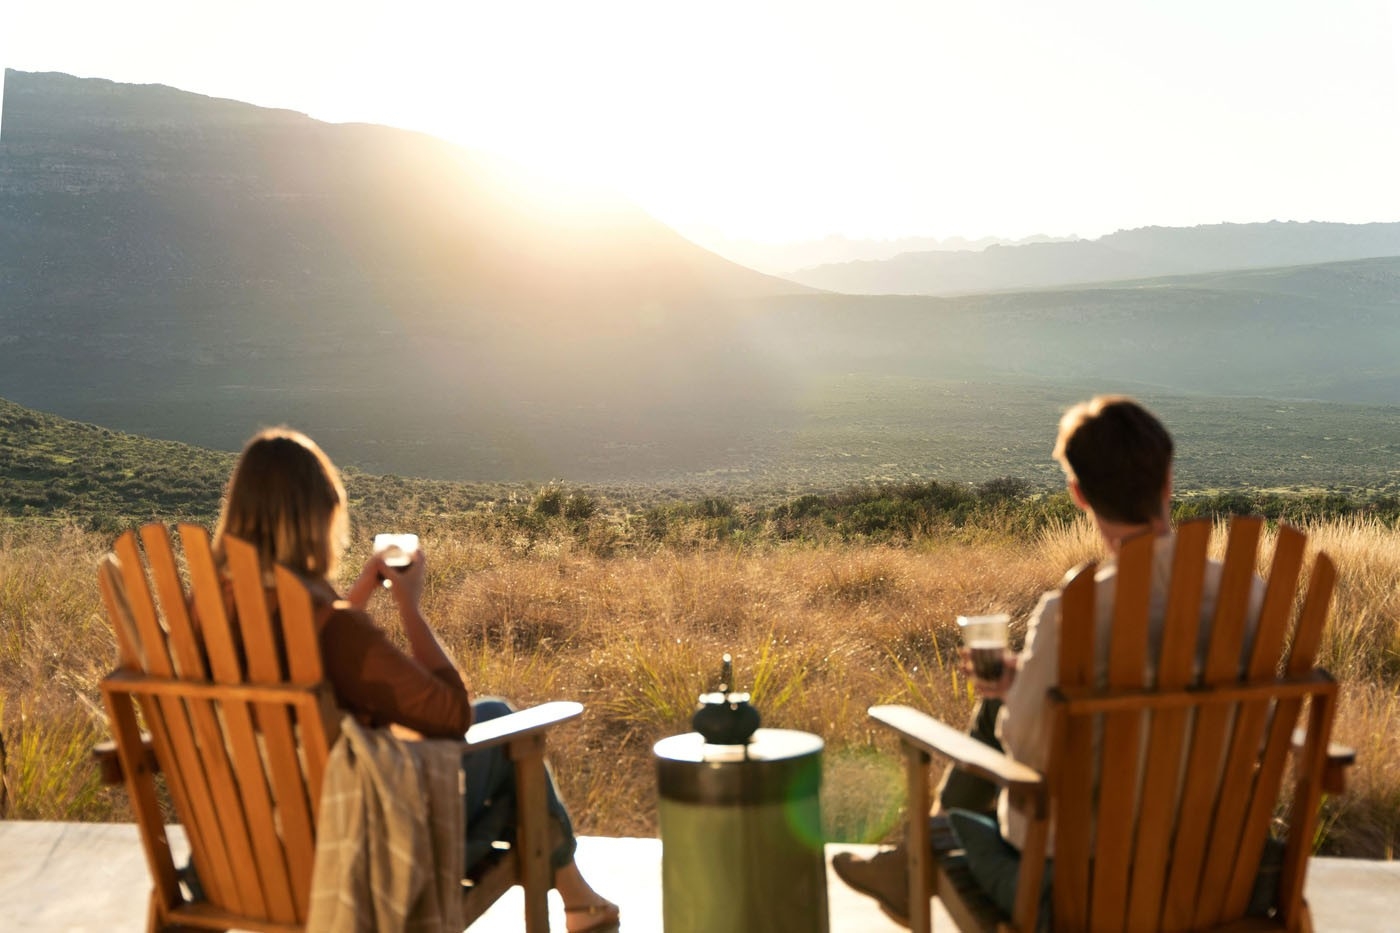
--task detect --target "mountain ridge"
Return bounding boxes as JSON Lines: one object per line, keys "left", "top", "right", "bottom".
{"left": 792, "top": 220, "right": 1400, "bottom": 295}
{"left": 0, "top": 68, "right": 809, "bottom": 308}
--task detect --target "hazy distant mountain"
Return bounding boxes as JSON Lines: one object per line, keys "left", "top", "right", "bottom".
{"left": 792, "top": 221, "right": 1400, "bottom": 295}
{"left": 0, "top": 70, "right": 811, "bottom": 478}
{"left": 679, "top": 231, "right": 1078, "bottom": 277}
{"left": 745, "top": 256, "right": 1400, "bottom": 406}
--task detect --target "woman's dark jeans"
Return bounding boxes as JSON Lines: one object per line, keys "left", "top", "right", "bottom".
{"left": 462, "top": 698, "right": 578, "bottom": 876}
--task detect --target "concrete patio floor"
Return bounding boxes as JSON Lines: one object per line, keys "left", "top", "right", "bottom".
{"left": 1, "top": 821, "right": 1395, "bottom": 931}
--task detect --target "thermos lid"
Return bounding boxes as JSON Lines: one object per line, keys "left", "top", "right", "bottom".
{"left": 655, "top": 728, "right": 823, "bottom": 805}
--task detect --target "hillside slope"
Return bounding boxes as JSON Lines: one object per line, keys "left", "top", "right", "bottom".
{"left": 0, "top": 396, "right": 511, "bottom": 530}
{"left": 0, "top": 71, "right": 810, "bottom": 477}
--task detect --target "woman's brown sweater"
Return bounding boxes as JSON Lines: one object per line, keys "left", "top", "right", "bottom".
{"left": 318, "top": 604, "right": 474, "bottom": 738}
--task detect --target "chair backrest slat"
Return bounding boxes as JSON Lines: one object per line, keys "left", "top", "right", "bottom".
{"left": 1201, "top": 517, "right": 1263, "bottom": 682}
{"left": 189, "top": 705, "right": 261, "bottom": 915}
{"left": 140, "top": 524, "right": 209, "bottom": 681}
{"left": 1089, "top": 532, "right": 1155, "bottom": 930}
{"left": 1246, "top": 525, "right": 1307, "bottom": 680}
{"left": 1272, "top": 553, "right": 1339, "bottom": 927}
{"left": 181, "top": 526, "right": 243, "bottom": 685}
{"left": 224, "top": 536, "right": 284, "bottom": 685}
{"left": 1051, "top": 562, "right": 1097, "bottom": 931}
{"left": 1276, "top": 676, "right": 1337, "bottom": 926}
{"left": 276, "top": 564, "right": 339, "bottom": 824}
{"left": 277, "top": 564, "right": 324, "bottom": 684}
{"left": 113, "top": 532, "right": 176, "bottom": 679}
{"left": 1156, "top": 520, "right": 1213, "bottom": 691}
{"left": 1287, "top": 553, "right": 1336, "bottom": 677}
{"left": 1124, "top": 519, "right": 1210, "bottom": 929}
{"left": 99, "top": 556, "right": 143, "bottom": 670}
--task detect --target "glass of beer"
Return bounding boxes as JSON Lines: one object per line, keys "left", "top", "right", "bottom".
{"left": 373, "top": 533, "right": 419, "bottom": 587}
{"left": 958, "top": 614, "right": 1010, "bottom": 681}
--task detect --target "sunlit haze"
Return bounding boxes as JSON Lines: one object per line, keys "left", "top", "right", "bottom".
{"left": 5, "top": 0, "right": 1400, "bottom": 247}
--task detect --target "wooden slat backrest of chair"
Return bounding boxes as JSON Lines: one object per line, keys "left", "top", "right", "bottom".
{"left": 102, "top": 525, "right": 577, "bottom": 933}
{"left": 99, "top": 554, "right": 143, "bottom": 671}
{"left": 1262, "top": 552, "right": 1338, "bottom": 927}
{"left": 100, "top": 524, "right": 338, "bottom": 930}
{"left": 1124, "top": 518, "right": 1210, "bottom": 929}
{"left": 1088, "top": 531, "right": 1156, "bottom": 930}
{"left": 1049, "top": 560, "right": 1098, "bottom": 931}
{"left": 1042, "top": 517, "right": 1339, "bottom": 932}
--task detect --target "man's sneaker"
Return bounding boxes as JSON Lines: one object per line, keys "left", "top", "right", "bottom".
{"left": 832, "top": 846, "right": 911, "bottom": 928}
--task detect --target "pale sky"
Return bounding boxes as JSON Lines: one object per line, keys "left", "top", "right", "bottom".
{"left": 4, "top": 0, "right": 1400, "bottom": 243}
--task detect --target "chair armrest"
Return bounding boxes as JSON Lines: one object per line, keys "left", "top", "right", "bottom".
{"left": 870, "top": 704, "right": 1043, "bottom": 795}
{"left": 874, "top": 704, "right": 1051, "bottom": 933}
{"left": 1291, "top": 726, "right": 1356, "bottom": 795}
{"left": 95, "top": 705, "right": 584, "bottom": 778}
{"left": 463, "top": 701, "right": 584, "bottom": 752}
{"left": 92, "top": 734, "right": 160, "bottom": 785}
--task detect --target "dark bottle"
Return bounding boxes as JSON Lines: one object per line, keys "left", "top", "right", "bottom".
{"left": 692, "top": 653, "right": 761, "bottom": 745}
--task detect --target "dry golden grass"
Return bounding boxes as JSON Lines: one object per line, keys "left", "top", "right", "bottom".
{"left": 0, "top": 523, "right": 113, "bottom": 820}
{"left": 0, "top": 515, "right": 1395, "bottom": 858}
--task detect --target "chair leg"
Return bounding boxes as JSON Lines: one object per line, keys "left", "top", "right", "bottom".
{"left": 511, "top": 734, "right": 554, "bottom": 933}
{"left": 1295, "top": 899, "right": 1314, "bottom": 933}
{"left": 905, "top": 743, "right": 934, "bottom": 933}
{"left": 147, "top": 888, "right": 217, "bottom": 933}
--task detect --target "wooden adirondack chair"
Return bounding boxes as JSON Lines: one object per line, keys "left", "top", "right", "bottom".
{"left": 94, "top": 522, "right": 582, "bottom": 933}
{"left": 873, "top": 517, "right": 1355, "bottom": 932}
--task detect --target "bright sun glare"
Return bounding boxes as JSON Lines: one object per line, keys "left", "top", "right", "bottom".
{"left": 5, "top": 1, "right": 1400, "bottom": 243}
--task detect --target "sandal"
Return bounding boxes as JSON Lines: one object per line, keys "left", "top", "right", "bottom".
{"left": 565, "top": 901, "right": 620, "bottom": 933}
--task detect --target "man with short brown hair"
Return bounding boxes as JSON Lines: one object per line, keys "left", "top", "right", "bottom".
{"left": 1053, "top": 394, "right": 1175, "bottom": 528}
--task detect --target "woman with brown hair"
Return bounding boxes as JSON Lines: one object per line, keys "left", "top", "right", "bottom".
{"left": 214, "top": 426, "right": 618, "bottom": 932}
